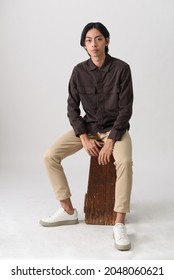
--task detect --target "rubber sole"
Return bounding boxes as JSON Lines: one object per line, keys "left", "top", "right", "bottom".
{"left": 113, "top": 233, "right": 131, "bottom": 251}
{"left": 115, "top": 242, "right": 131, "bottom": 251}
{"left": 40, "top": 219, "right": 78, "bottom": 227}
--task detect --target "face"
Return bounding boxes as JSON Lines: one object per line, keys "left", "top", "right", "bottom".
{"left": 84, "top": 28, "right": 109, "bottom": 58}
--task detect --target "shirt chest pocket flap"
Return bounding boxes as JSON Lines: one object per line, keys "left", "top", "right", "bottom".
{"left": 78, "top": 86, "right": 96, "bottom": 110}
{"left": 78, "top": 86, "right": 96, "bottom": 95}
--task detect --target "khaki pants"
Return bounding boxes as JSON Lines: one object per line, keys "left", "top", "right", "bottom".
{"left": 43, "top": 129, "right": 133, "bottom": 213}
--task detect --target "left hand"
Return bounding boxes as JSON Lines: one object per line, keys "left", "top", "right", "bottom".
{"left": 98, "top": 139, "right": 115, "bottom": 165}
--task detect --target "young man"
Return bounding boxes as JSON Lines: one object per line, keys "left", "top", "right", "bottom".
{"left": 40, "top": 22, "right": 133, "bottom": 251}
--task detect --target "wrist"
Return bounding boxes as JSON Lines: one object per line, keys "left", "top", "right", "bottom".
{"left": 106, "top": 138, "right": 115, "bottom": 147}
{"left": 79, "top": 133, "right": 89, "bottom": 142}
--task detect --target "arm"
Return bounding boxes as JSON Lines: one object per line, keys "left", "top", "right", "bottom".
{"left": 67, "top": 68, "right": 87, "bottom": 136}
{"left": 108, "top": 65, "right": 133, "bottom": 141}
{"left": 98, "top": 65, "right": 133, "bottom": 165}
{"left": 67, "top": 68, "right": 101, "bottom": 156}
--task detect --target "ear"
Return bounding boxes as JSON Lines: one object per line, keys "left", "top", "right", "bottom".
{"left": 105, "top": 38, "right": 110, "bottom": 46}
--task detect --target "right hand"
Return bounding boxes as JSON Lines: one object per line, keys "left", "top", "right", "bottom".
{"left": 80, "top": 134, "right": 102, "bottom": 157}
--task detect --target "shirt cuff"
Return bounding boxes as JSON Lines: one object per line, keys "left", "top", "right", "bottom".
{"left": 108, "top": 129, "right": 126, "bottom": 141}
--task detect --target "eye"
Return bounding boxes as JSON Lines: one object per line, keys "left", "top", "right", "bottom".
{"left": 85, "top": 39, "right": 91, "bottom": 43}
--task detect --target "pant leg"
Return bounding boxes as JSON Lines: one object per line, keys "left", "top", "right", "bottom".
{"left": 112, "top": 131, "right": 133, "bottom": 213}
{"left": 97, "top": 131, "right": 132, "bottom": 213}
{"left": 43, "top": 129, "right": 83, "bottom": 200}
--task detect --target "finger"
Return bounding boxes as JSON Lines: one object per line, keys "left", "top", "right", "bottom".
{"left": 98, "top": 151, "right": 103, "bottom": 165}
{"left": 88, "top": 149, "right": 98, "bottom": 157}
{"left": 103, "top": 157, "right": 108, "bottom": 165}
{"left": 93, "top": 147, "right": 100, "bottom": 156}
{"left": 89, "top": 145, "right": 100, "bottom": 156}
{"left": 90, "top": 150, "right": 98, "bottom": 157}
{"left": 102, "top": 154, "right": 110, "bottom": 165}
{"left": 106, "top": 154, "right": 110, "bottom": 163}
{"left": 98, "top": 154, "right": 101, "bottom": 165}
{"left": 98, "top": 153, "right": 105, "bottom": 165}
{"left": 95, "top": 140, "right": 103, "bottom": 147}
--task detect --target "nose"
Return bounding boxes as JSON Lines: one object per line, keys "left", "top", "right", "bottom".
{"left": 91, "top": 39, "right": 97, "bottom": 47}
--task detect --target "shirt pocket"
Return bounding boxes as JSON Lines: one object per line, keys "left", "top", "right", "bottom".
{"left": 103, "top": 85, "right": 119, "bottom": 114}
{"left": 78, "top": 86, "right": 97, "bottom": 110}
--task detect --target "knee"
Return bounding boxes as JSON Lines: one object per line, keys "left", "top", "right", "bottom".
{"left": 43, "top": 149, "right": 60, "bottom": 166}
{"left": 43, "top": 149, "right": 51, "bottom": 165}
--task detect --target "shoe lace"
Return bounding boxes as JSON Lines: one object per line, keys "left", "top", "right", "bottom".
{"left": 117, "top": 225, "right": 127, "bottom": 239}
{"left": 51, "top": 208, "right": 64, "bottom": 218}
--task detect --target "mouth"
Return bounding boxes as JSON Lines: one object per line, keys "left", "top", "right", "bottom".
{"left": 91, "top": 49, "right": 98, "bottom": 53}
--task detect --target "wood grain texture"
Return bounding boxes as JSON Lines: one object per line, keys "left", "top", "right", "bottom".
{"left": 84, "top": 155, "right": 116, "bottom": 225}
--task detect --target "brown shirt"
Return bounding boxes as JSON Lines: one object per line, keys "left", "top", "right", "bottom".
{"left": 67, "top": 54, "right": 133, "bottom": 141}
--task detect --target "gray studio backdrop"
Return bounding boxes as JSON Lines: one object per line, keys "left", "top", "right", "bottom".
{"left": 1, "top": 0, "right": 174, "bottom": 208}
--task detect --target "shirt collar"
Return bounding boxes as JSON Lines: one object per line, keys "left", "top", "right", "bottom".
{"left": 88, "top": 54, "right": 113, "bottom": 72}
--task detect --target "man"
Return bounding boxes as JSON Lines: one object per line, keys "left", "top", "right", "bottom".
{"left": 40, "top": 22, "right": 133, "bottom": 251}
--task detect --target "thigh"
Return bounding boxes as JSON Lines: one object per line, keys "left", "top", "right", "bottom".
{"left": 113, "top": 131, "right": 132, "bottom": 162}
{"left": 46, "top": 129, "right": 83, "bottom": 160}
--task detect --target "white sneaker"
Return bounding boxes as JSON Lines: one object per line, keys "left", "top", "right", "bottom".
{"left": 113, "top": 223, "right": 131, "bottom": 251}
{"left": 40, "top": 207, "right": 78, "bottom": 227}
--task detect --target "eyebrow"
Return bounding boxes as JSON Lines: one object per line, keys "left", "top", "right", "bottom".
{"left": 85, "top": 35, "right": 104, "bottom": 39}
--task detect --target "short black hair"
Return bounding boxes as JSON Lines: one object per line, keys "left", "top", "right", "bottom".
{"left": 80, "top": 22, "right": 110, "bottom": 54}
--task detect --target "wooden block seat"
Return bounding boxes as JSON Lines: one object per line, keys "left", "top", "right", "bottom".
{"left": 84, "top": 155, "right": 116, "bottom": 225}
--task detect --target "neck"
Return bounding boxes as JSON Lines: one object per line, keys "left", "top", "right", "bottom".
{"left": 91, "top": 53, "right": 106, "bottom": 68}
